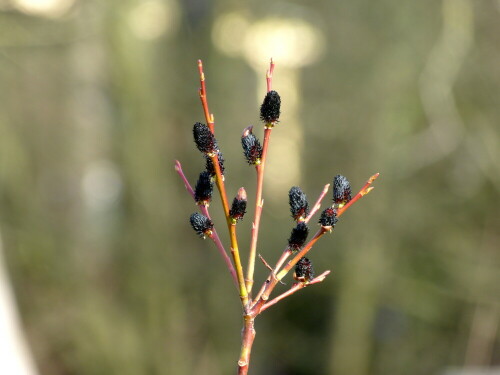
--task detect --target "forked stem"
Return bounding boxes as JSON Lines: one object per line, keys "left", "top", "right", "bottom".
{"left": 260, "top": 270, "right": 331, "bottom": 313}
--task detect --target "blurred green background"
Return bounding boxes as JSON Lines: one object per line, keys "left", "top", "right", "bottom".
{"left": 0, "top": 0, "right": 499, "bottom": 374}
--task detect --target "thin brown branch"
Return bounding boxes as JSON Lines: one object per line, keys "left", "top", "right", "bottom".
{"left": 258, "top": 254, "right": 274, "bottom": 272}
{"left": 174, "top": 160, "right": 238, "bottom": 287}
{"left": 260, "top": 270, "right": 331, "bottom": 313}
{"left": 198, "top": 60, "right": 214, "bottom": 133}
{"left": 337, "top": 172, "right": 379, "bottom": 217}
{"left": 196, "top": 62, "right": 248, "bottom": 305}
{"left": 266, "top": 58, "right": 275, "bottom": 92}
{"left": 305, "top": 183, "right": 330, "bottom": 224}
{"left": 246, "top": 59, "right": 276, "bottom": 295}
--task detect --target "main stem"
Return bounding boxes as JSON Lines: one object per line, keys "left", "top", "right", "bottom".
{"left": 238, "top": 315, "right": 256, "bottom": 375}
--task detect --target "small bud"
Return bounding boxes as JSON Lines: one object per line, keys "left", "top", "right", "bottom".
{"left": 294, "top": 257, "right": 315, "bottom": 282}
{"left": 260, "top": 90, "right": 281, "bottom": 124}
{"left": 189, "top": 212, "right": 214, "bottom": 238}
{"left": 288, "top": 222, "right": 309, "bottom": 252}
{"left": 319, "top": 207, "right": 338, "bottom": 228}
{"left": 229, "top": 187, "right": 247, "bottom": 222}
{"left": 193, "top": 122, "right": 217, "bottom": 155}
{"left": 288, "top": 186, "right": 309, "bottom": 221}
{"left": 333, "top": 175, "right": 352, "bottom": 206}
{"left": 241, "top": 126, "right": 263, "bottom": 165}
{"left": 205, "top": 152, "right": 225, "bottom": 178}
{"left": 194, "top": 171, "right": 213, "bottom": 205}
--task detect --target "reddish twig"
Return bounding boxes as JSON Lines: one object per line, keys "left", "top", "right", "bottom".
{"left": 197, "top": 62, "right": 249, "bottom": 306}
{"left": 305, "top": 183, "right": 331, "bottom": 224}
{"left": 174, "top": 160, "right": 238, "bottom": 287}
{"left": 246, "top": 59, "right": 276, "bottom": 295}
{"left": 198, "top": 60, "right": 214, "bottom": 133}
{"left": 337, "top": 172, "right": 379, "bottom": 217}
{"left": 260, "top": 270, "right": 331, "bottom": 313}
{"left": 258, "top": 254, "right": 274, "bottom": 272}
{"left": 266, "top": 58, "right": 275, "bottom": 92}
{"left": 251, "top": 183, "right": 330, "bottom": 307}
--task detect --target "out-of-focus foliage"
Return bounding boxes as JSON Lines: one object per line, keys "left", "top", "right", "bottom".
{"left": 0, "top": 0, "right": 499, "bottom": 374}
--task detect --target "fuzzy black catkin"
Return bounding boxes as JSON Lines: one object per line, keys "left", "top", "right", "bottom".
{"left": 319, "top": 207, "right": 338, "bottom": 227}
{"left": 294, "top": 257, "right": 315, "bottom": 282}
{"left": 194, "top": 171, "right": 213, "bottom": 204}
{"left": 333, "top": 175, "right": 352, "bottom": 205}
{"left": 189, "top": 212, "right": 213, "bottom": 237}
{"left": 288, "top": 186, "right": 309, "bottom": 221}
{"left": 260, "top": 90, "right": 281, "bottom": 123}
{"left": 241, "top": 132, "right": 263, "bottom": 165}
{"left": 229, "top": 198, "right": 247, "bottom": 221}
{"left": 288, "top": 222, "right": 309, "bottom": 251}
{"left": 193, "top": 122, "right": 217, "bottom": 154}
{"left": 205, "top": 152, "right": 225, "bottom": 177}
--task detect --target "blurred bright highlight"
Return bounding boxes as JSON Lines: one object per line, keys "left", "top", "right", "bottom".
{"left": 11, "top": 0, "right": 75, "bottom": 18}
{"left": 127, "top": 0, "right": 180, "bottom": 40}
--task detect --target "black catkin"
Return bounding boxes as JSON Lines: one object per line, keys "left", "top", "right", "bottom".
{"left": 294, "top": 257, "right": 315, "bottom": 282}
{"left": 189, "top": 212, "right": 214, "bottom": 238}
{"left": 229, "top": 187, "right": 247, "bottom": 222}
{"left": 241, "top": 127, "right": 263, "bottom": 165}
{"left": 319, "top": 207, "right": 338, "bottom": 227}
{"left": 205, "top": 152, "right": 225, "bottom": 177}
{"left": 193, "top": 122, "right": 217, "bottom": 154}
{"left": 260, "top": 90, "right": 281, "bottom": 123}
{"left": 194, "top": 171, "right": 213, "bottom": 204}
{"left": 288, "top": 222, "right": 309, "bottom": 251}
{"left": 333, "top": 175, "right": 352, "bottom": 206}
{"left": 288, "top": 186, "right": 309, "bottom": 221}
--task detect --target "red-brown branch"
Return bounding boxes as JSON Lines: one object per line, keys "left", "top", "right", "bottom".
{"left": 197, "top": 62, "right": 248, "bottom": 306}
{"left": 305, "top": 183, "right": 331, "bottom": 223}
{"left": 337, "top": 172, "right": 379, "bottom": 217}
{"left": 260, "top": 270, "right": 331, "bottom": 313}
{"left": 198, "top": 60, "right": 214, "bottom": 133}
{"left": 246, "top": 59, "right": 276, "bottom": 295}
{"left": 174, "top": 160, "right": 238, "bottom": 287}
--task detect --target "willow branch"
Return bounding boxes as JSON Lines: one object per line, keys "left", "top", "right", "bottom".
{"left": 260, "top": 270, "right": 331, "bottom": 313}
{"left": 174, "top": 160, "right": 238, "bottom": 287}
{"left": 246, "top": 59, "right": 276, "bottom": 295}
{"left": 197, "top": 62, "right": 248, "bottom": 305}
{"left": 337, "top": 173, "right": 379, "bottom": 217}
{"left": 305, "top": 184, "right": 331, "bottom": 223}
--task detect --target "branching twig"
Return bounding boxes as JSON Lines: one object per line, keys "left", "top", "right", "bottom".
{"left": 260, "top": 270, "right": 331, "bottom": 313}
{"left": 182, "top": 59, "right": 379, "bottom": 375}
{"left": 305, "top": 184, "right": 330, "bottom": 223}
{"left": 337, "top": 173, "right": 379, "bottom": 217}
{"left": 174, "top": 160, "right": 238, "bottom": 286}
